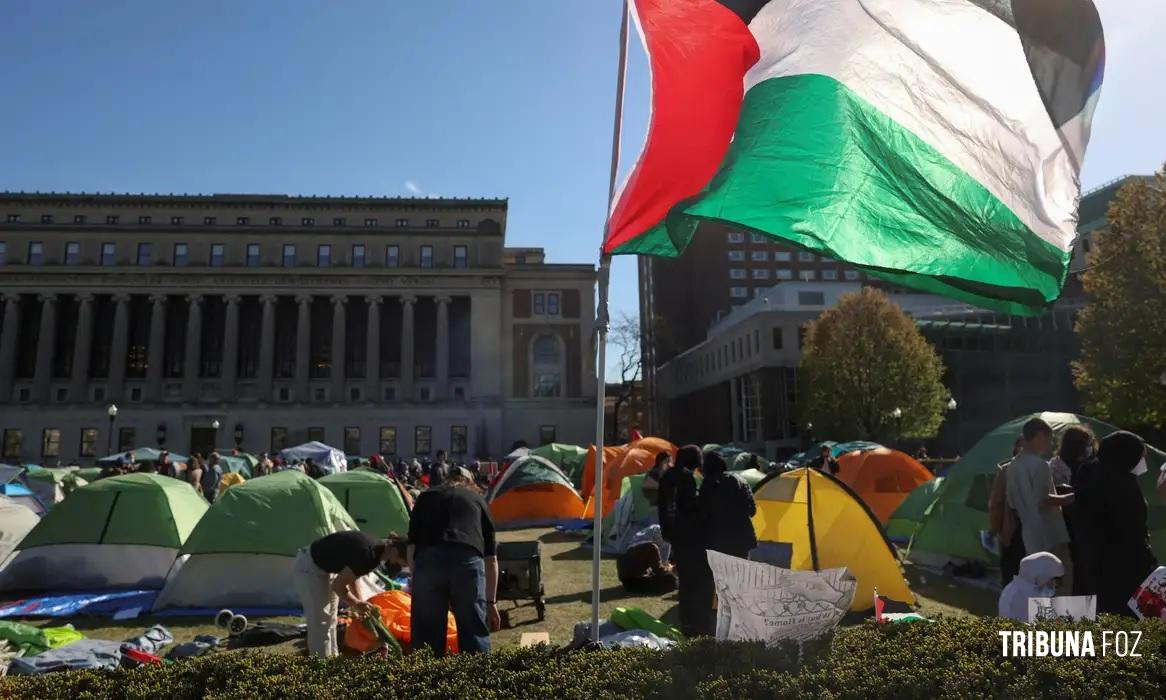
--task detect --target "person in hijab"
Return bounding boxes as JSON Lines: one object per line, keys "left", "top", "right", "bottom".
{"left": 699, "top": 452, "right": 757, "bottom": 560}
{"left": 657, "top": 444, "right": 710, "bottom": 636}
{"left": 1071, "top": 431, "right": 1158, "bottom": 614}
{"left": 998, "top": 552, "right": 1064, "bottom": 622}
{"left": 1050, "top": 425, "right": 1096, "bottom": 488}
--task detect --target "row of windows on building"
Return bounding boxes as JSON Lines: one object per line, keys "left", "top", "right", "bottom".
{"left": 676, "top": 324, "right": 805, "bottom": 384}
{"left": 729, "top": 268, "right": 859, "bottom": 283}
{"left": 0, "top": 241, "right": 468, "bottom": 269}
{"left": 1, "top": 423, "right": 561, "bottom": 461}
{"left": 728, "top": 249, "right": 827, "bottom": 263}
{"left": 6, "top": 213, "right": 474, "bottom": 229}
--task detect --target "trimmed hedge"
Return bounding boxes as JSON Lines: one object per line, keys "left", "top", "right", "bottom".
{"left": 2, "top": 617, "right": 1165, "bottom": 699}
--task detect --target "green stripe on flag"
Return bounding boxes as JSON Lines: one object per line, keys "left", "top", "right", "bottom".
{"left": 615, "top": 73, "right": 1070, "bottom": 315}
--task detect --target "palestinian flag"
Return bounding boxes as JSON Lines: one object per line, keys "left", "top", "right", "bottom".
{"left": 605, "top": 0, "right": 1106, "bottom": 314}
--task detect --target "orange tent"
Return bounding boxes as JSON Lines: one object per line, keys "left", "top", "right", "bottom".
{"left": 835, "top": 448, "right": 934, "bottom": 524}
{"left": 579, "top": 445, "right": 624, "bottom": 501}
{"left": 582, "top": 438, "right": 676, "bottom": 518}
{"left": 487, "top": 455, "right": 585, "bottom": 526}
{"left": 344, "top": 589, "right": 457, "bottom": 654}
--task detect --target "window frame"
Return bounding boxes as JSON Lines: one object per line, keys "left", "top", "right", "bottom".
{"left": 2, "top": 429, "right": 21, "bottom": 459}
{"left": 117, "top": 427, "right": 135, "bottom": 452}
{"left": 395, "top": 218, "right": 408, "bottom": 228}
{"left": 450, "top": 425, "right": 468, "bottom": 455}
{"left": 343, "top": 427, "right": 361, "bottom": 456}
{"left": 729, "top": 268, "right": 746, "bottom": 280}
{"left": 40, "top": 215, "right": 53, "bottom": 224}
{"left": 269, "top": 217, "right": 282, "bottom": 226}
{"left": 379, "top": 426, "right": 397, "bottom": 455}
{"left": 456, "top": 219, "right": 470, "bottom": 229}
{"left": 65, "top": 241, "right": 80, "bottom": 265}
{"left": 453, "top": 245, "right": 468, "bottom": 269}
{"left": 547, "top": 292, "right": 560, "bottom": 316}
{"left": 364, "top": 218, "right": 378, "bottom": 227}
{"left": 79, "top": 428, "right": 98, "bottom": 457}
{"left": 173, "top": 242, "right": 189, "bottom": 267}
{"left": 209, "top": 243, "right": 226, "bottom": 267}
{"left": 100, "top": 242, "right": 116, "bottom": 266}
{"left": 171, "top": 216, "right": 184, "bottom": 225}
{"left": 351, "top": 244, "right": 366, "bottom": 268}
{"left": 302, "top": 217, "right": 315, "bottom": 227}
{"left": 307, "top": 426, "right": 325, "bottom": 443}
{"left": 531, "top": 333, "right": 564, "bottom": 398}
{"left": 426, "top": 218, "right": 439, "bottom": 228}
{"left": 236, "top": 216, "right": 250, "bottom": 226}
{"left": 41, "top": 428, "right": 61, "bottom": 459}
{"left": 728, "top": 250, "right": 745, "bottom": 262}
{"left": 727, "top": 231, "right": 745, "bottom": 244}
{"left": 270, "top": 427, "right": 288, "bottom": 452}
{"left": 333, "top": 217, "right": 346, "bottom": 227}
{"left": 415, "top": 425, "right": 432, "bottom": 455}
{"left": 136, "top": 242, "right": 153, "bottom": 266}
{"left": 385, "top": 245, "right": 400, "bottom": 268}
{"left": 419, "top": 245, "right": 434, "bottom": 269}
{"left": 317, "top": 244, "right": 332, "bottom": 267}
{"left": 246, "top": 243, "right": 261, "bottom": 267}
{"left": 282, "top": 243, "right": 297, "bottom": 267}
{"left": 27, "top": 241, "right": 44, "bottom": 266}
{"left": 539, "top": 425, "right": 557, "bottom": 446}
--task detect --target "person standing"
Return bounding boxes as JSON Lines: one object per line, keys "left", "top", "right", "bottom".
{"left": 156, "top": 450, "right": 178, "bottom": 479}
{"left": 408, "top": 467, "right": 500, "bottom": 656}
{"left": 201, "top": 452, "right": 224, "bottom": 503}
{"left": 811, "top": 445, "right": 840, "bottom": 476}
{"left": 428, "top": 450, "right": 451, "bottom": 488}
{"left": 293, "top": 531, "right": 408, "bottom": 657}
{"left": 658, "top": 445, "right": 710, "bottom": 636}
{"left": 1006, "top": 418, "right": 1074, "bottom": 594}
{"left": 989, "top": 437, "right": 1026, "bottom": 585}
{"left": 642, "top": 451, "right": 672, "bottom": 507}
{"left": 186, "top": 454, "right": 204, "bottom": 493}
{"left": 699, "top": 452, "right": 757, "bottom": 560}
{"left": 1072, "top": 431, "right": 1158, "bottom": 614}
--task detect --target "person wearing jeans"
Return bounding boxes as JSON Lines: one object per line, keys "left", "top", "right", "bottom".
{"left": 408, "top": 467, "right": 499, "bottom": 656}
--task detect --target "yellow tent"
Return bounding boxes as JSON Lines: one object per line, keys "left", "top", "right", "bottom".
{"left": 752, "top": 467, "right": 914, "bottom": 611}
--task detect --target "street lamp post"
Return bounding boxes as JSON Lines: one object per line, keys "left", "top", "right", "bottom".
{"left": 211, "top": 420, "right": 220, "bottom": 450}
{"left": 891, "top": 407, "right": 903, "bottom": 448}
{"left": 806, "top": 422, "right": 815, "bottom": 450}
{"left": 946, "top": 397, "right": 958, "bottom": 457}
{"left": 106, "top": 404, "right": 118, "bottom": 454}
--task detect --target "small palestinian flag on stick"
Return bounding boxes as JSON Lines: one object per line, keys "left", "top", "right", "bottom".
{"left": 605, "top": 0, "right": 1106, "bottom": 314}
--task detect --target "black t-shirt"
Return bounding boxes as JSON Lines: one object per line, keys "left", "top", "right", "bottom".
{"left": 408, "top": 485, "right": 496, "bottom": 558}
{"left": 309, "top": 530, "right": 385, "bottom": 575}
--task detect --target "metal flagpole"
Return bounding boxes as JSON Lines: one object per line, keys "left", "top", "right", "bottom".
{"left": 591, "top": 0, "right": 630, "bottom": 644}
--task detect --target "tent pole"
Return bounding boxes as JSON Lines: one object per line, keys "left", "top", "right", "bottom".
{"left": 591, "top": 0, "right": 630, "bottom": 644}
{"left": 805, "top": 468, "right": 820, "bottom": 571}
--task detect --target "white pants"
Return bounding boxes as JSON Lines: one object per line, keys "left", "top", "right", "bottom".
{"left": 293, "top": 548, "right": 339, "bottom": 657}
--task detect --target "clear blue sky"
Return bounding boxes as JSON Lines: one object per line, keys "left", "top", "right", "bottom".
{"left": 2, "top": 1, "right": 1164, "bottom": 375}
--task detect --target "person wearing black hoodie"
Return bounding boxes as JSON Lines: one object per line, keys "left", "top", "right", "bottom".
{"left": 1071, "top": 431, "right": 1158, "bottom": 615}
{"left": 657, "top": 444, "right": 710, "bottom": 636}
{"left": 699, "top": 452, "right": 757, "bottom": 560}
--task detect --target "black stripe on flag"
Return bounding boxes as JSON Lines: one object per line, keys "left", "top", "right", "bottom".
{"left": 968, "top": 0, "right": 1105, "bottom": 128}
{"left": 715, "top": 0, "right": 772, "bottom": 25}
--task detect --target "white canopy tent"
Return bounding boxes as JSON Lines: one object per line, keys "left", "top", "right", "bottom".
{"left": 278, "top": 442, "right": 347, "bottom": 474}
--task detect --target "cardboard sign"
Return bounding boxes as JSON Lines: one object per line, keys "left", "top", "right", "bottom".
{"left": 1027, "top": 595, "right": 1097, "bottom": 622}
{"left": 1129, "top": 566, "right": 1166, "bottom": 620}
{"left": 707, "top": 550, "right": 855, "bottom": 644}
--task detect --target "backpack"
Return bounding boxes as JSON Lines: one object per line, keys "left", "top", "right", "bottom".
{"left": 201, "top": 463, "right": 223, "bottom": 501}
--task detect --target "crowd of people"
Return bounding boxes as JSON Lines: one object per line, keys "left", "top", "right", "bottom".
{"left": 992, "top": 418, "right": 1159, "bottom": 619}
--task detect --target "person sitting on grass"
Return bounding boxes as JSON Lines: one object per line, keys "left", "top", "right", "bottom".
{"left": 998, "top": 551, "right": 1063, "bottom": 622}
{"left": 617, "top": 525, "right": 676, "bottom": 595}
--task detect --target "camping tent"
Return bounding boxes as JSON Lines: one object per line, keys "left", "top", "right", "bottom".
{"left": 702, "top": 445, "right": 764, "bottom": 472}
{"left": 0, "top": 473, "right": 208, "bottom": 592}
{"left": 217, "top": 454, "right": 253, "bottom": 478}
{"left": 886, "top": 476, "right": 944, "bottom": 542}
{"left": 23, "top": 467, "right": 89, "bottom": 507}
{"left": 96, "top": 447, "right": 189, "bottom": 467}
{"left": 0, "top": 496, "right": 40, "bottom": 566}
{"left": 486, "top": 455, "right": 584, "bottom": 527}
{"left": 735, "top": 468, "right": 769, "bottom": 490}
{"left": 752, "top": 467, "right": 914, "bottom": 610}
{"left": 581, "top": 438, "right": 676, "bottom": 519}
{"left": 0, "top": 483, "right": 45, "bottom": 516}
{"left": 319, "top": 470, "right": 411, "bottom": 537}
{"left": 530, "top": 443, "right": 588, "bottom": 486}
{"left": 599, "top": 474, "right": 657, "bottom": 554}
{"left": 835, "top": 448, "right": 934, "bottom": 524}
{"left": 909, "top": 412, "right": 1166, "bottom": 565}
{"left": 279, "top": 442, "right": 347, "bottom": 474}
{"left": 785, "top": 441, "right": 883, "bottom": 468}
{"left": 154, "top": 470, "right": 358, "bottom": 609}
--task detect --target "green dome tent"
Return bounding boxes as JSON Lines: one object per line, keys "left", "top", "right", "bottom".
{"left": 0, "top": 496, "right": 40, "bottom": 566}
{"left": 319, "top": 470, "right": 410, "bottom": 538}
{"left": 530, "top": 443, "right": 589, "bottom": 486}
{"left": 909, "top": 412, "right": 1166, "bottom": 566}
{"left": 154, "top": 470, "right": 357, "bottom": 609}
{"left": 96, "top": 447, "right": 189, "bottom": 466}
{"left": 0, "top": 473, "right": 207, "bottom": 591}
{"left": 886, "top": 476, "right": 945, "bottom": 542}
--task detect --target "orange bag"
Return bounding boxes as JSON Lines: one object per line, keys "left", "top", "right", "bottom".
{"left": 343, "top": 589, "right": 458, "bottom": 654}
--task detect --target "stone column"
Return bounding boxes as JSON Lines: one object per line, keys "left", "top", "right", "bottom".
{"left": 220, "top": 294, "right": 241, "bottom": 401}
{"left": 145, "top": 294, "right": 167, "bottom": 402}
{"left": 182, "top": 295, "right": 202, "bottom": 401}
{"left": 365, "top": 296, "right": 381, "bottom": 402}
{"left": 435, "top": 295, "right": 451, "bottom": 400}
{"left": 258, "top": 295, "right": 276, "bottom": 401}
{"left": 32, "top": 294, "right": 58, "bottom": 401}
{"left": 70, "top": 294, "right": 95, "bottom": 403}
{"left": 107, "top": 294, "right": 131, "bottom": 401}
{"left": 0, "top": 295, "right": 20, "bottom": 402}
{"left": 399, "top": 295, "right": 416, "bottom": 401}
{"left": 330, "top": 295, "right": 346, "bottom": 401}
{"left": 295, "top": 295, "right": 311, "bottom": 401}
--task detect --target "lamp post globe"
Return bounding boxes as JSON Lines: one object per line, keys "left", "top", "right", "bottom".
{"left": 106, "top": 404, "right": 118, "bottom": 454}
{"left": 948, "top": 397, "right": 958, "bottom": 411}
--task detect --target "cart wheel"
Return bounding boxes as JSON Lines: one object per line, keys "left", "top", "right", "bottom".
{"left": 214, "top": 609, "right": 234, "bottom": 629}
{"left": 228, "top": 614, "right": 249, "bottom": 636}
{"left": 500, "top": 610, "right": 511, "bottom": 629}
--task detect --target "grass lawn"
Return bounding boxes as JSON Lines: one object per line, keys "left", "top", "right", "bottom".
{"left": 21, "top": 527, "right": 999, "bottom": 656}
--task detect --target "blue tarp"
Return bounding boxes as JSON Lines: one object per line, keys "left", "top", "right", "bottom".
{"left": 0, "top": 590, "right": 157, "bottom": 618}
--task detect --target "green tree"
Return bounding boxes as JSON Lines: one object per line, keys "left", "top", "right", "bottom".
{"left": 798, "top": 287, "right": 948, "bottom": 443}
{"left": 1073, "top": 170, "right": 1166, "bottom": 430}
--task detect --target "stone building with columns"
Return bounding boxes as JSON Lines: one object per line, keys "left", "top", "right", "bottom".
{"left": 0, "top": 192, "right": 596, "bottom": 464}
